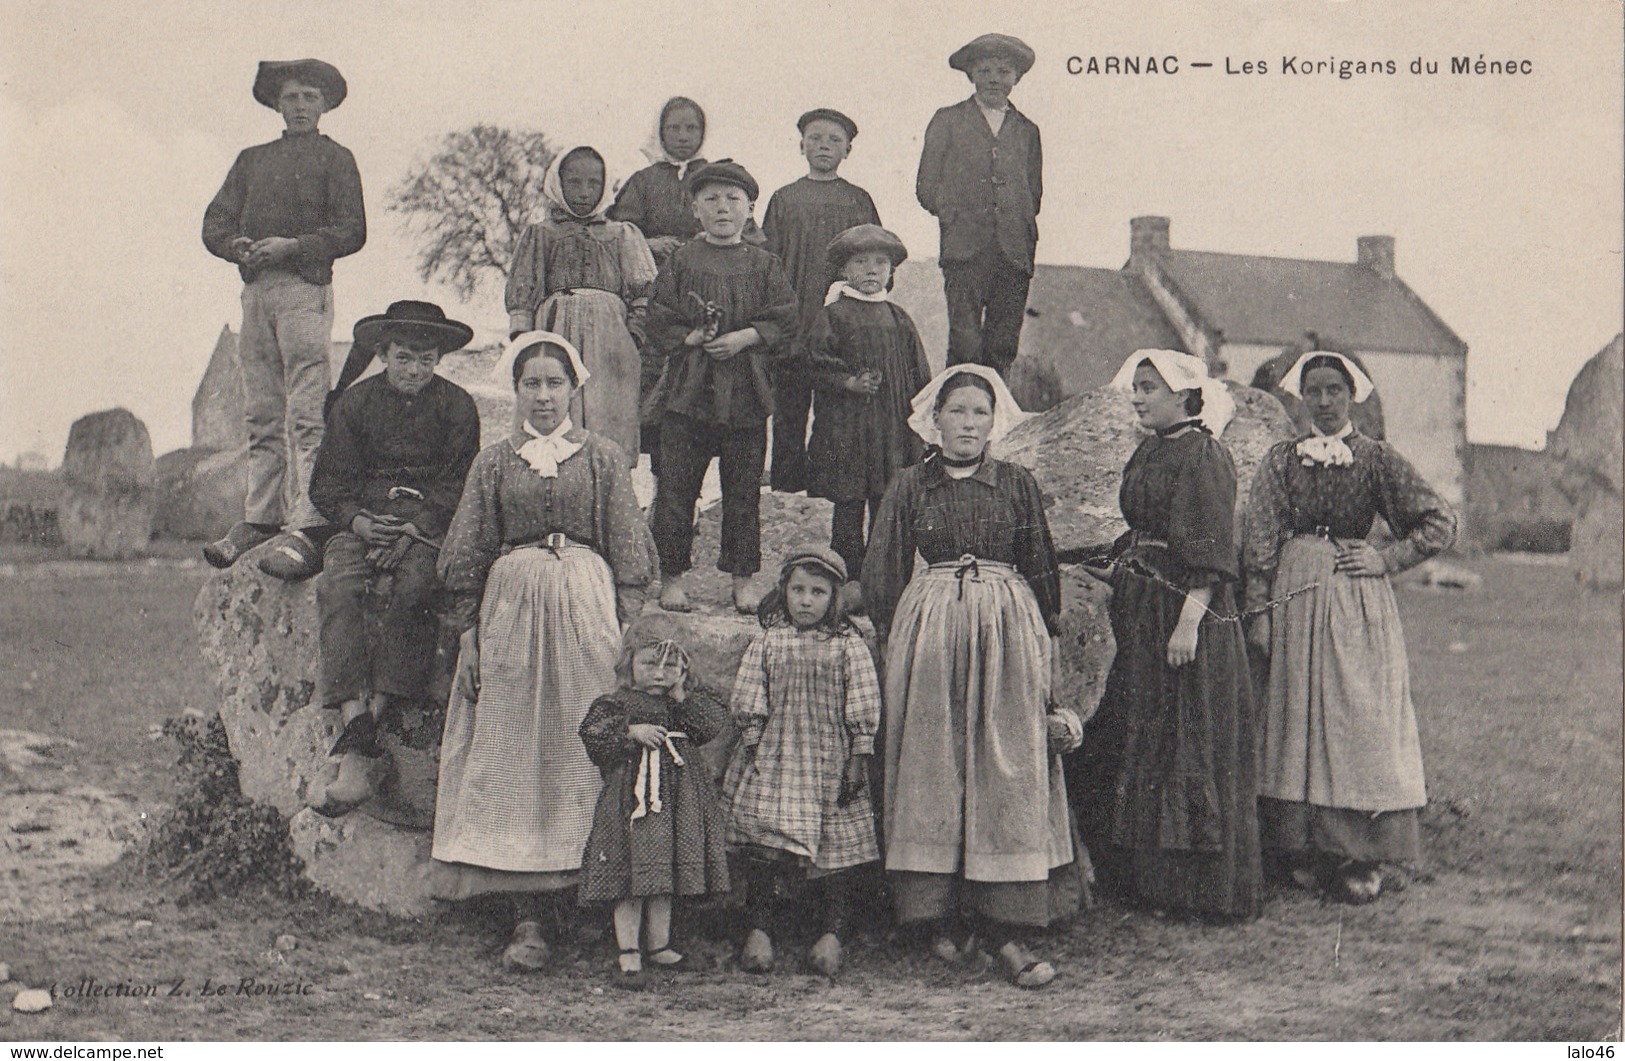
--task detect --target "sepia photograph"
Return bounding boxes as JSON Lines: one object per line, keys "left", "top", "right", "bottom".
{"left": 1, "top": 0, "right": 1620, "bottom": 1044}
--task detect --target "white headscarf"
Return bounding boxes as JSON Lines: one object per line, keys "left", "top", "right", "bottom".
{"left": 542, "top": 145, "right": 618, "bottom": 221}
{"left": 1109, "top": 349, "right": 1237, "bottom": 435}
{"left": 1277, "top": 349, "right": 1376, "bottom": 403}
{"left": 907, "top": 364, "right": 1029, "bottom": 451}
{"left": 639, "top": 98, "right": 706, "bottom": 182}
{"left": 492, "top": 330, "right": 591, "bottom": 390}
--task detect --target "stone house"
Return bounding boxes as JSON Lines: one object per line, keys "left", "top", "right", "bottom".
{"left": 891, "top": 216, "right": 1469, "bottom": 509}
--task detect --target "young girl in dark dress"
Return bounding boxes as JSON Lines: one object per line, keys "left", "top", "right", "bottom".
{"left": 1075, "top": 350, "right": 1261, "bottom": 923}
{"left": 578, "top": 616, "right": 731, "bottom": 978}
{"left": 803, "top": 225, "right": 932, "bottom": 599}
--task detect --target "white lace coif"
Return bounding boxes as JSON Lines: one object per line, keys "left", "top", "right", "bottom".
{"left": 906, "top": 363, "right": 1029, "bottom": 450}
{"left": 1109, "top": 348, "right": 1236, "bottom": 435}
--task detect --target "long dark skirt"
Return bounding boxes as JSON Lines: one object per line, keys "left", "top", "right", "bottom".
{"left": 1074, "top": 556, "right": 1261, "bottom": 921}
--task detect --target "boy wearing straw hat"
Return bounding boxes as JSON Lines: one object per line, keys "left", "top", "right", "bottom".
{"left": 201, "top": 59, "right": 366, "bottom": 573}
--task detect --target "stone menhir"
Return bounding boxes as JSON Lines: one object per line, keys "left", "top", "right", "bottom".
{"left": 153, "top": 446, "right": 248, "bottom": 542}
{"left": 1548, "top": 333, "right": 1624, "bottom": 589}
{"left": 58, "top": 408, "right": 156, "bottom": 559}
{"left": 194, "top": 382, "right": 1292, "bottom": 914}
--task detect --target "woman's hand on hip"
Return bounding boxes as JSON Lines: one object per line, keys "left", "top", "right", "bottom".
{"left": 454, "top": 628, "right": 481, "bottom": 702}
{"left": 1166, "top": 615, "right": 1201, "bottom": 668}
{"left": 1334, "top": 541, "right": 1388, "bottom": 578}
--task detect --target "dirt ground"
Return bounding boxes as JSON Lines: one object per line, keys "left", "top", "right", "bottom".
{"left": 0, "top": 548, "right": 1619, "bottom": 1040}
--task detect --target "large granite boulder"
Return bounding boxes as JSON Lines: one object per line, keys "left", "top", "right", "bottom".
{"left": 58, "top": 408, "right": 156, "bottom": 559}
{"left": 194, "top": 382, "right": 1290, "bottom": 913}
{"left": 153, "top": 446, "right": 246, "bottom": 542}
{"left": 1547, "top": 334, "right": 1623, "bottom": 589}
{"left": 193, "top": 536, "right": 809, "bottom": 915}
{"left": 193, "top": 549, "right": 456, "bottom": 915}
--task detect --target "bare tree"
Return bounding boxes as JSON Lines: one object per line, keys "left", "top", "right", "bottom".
{"left": 387, "top": 125, "right": 556, "bottom": 299}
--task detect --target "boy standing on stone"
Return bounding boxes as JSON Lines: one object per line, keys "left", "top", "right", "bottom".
{"left": 306, "top": 301, "right": 479, "bottom": 815}
{"left": 915, "top": 34, "right": 1041, "bottom": 376}
{"left": 201, "top": 59, "right": 366, "bottom": 575}
{"left": 760, "top": 109, "right": 880, "bottom": 493}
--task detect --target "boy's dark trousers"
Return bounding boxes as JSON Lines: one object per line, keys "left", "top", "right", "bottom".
{"left": 942, "top": 245, "right": 1033, "bottom": 376}
{"left": 829, "top": 497, "right": 882, "bottom": 581}
{"left": 769, "top": 363, "right": 812, "bottom": 493}
{"left": 651, "top": 412, "right": 767, "bottom": 577}
{"left": 317, "top": 532, "right": 440, "bottom": 705}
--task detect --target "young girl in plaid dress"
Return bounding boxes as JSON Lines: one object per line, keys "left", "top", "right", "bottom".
{"left": 723, "top": 545, "right": 881, "bottom": 977}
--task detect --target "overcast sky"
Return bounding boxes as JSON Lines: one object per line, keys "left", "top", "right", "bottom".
{"left": 1, "top": 0, "right": 1620, "bottom": 461}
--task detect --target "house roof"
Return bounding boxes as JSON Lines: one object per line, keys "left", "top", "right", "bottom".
{"left": 890, "top": 260, "right": 1186, "bottom": 404}
{"left": 1157, "top": 249, "right": 1465, "bottom": 356}
{"left": 1017, "top": 266, "right": 1187, "bottom": 394}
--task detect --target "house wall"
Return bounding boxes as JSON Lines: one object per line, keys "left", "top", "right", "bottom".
{"left": 1354, "top": 348, "right": 1467, "bottom": 509}
{"left": 1214, "top": 343, "right": 1282, "bottom": 386}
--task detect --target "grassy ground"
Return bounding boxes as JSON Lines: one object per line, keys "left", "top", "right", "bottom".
{"left": 0, "top": 551, "right": 1618, "bottom": 1040}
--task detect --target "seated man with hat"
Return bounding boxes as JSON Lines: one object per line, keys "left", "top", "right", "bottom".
{"left": 916, "top": 33, "right": 1042, "bottom": 377}
{"left": 201, "top": 58, "right": 366, "bottom": 575}
{"left": 305, "top": 301, "right": 480, "bottom": 816}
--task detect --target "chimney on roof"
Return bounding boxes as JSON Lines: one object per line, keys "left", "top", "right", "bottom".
{"left": 1357, "top": 235, "right": 1395, "bottom": 279}
{"left": 1130, "top": 216, "right": 1171, "bottom": 265}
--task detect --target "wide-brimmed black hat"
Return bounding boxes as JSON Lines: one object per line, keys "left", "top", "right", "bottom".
{"left": 686, "top": 159, "right": 759, "bottom": 202}
{"left": 948, "top": 33, "right": 1036, "bottom": 76}
{"left": 352, "top": 301, "right": 473, "bottom": 355}
{"left": 797, "top": 108, "right": 858, "bottom": 141}
{"left": 252, "top": 59, "right": 348, "bottom": 110}
{"left": 826, "top": 224, "right": 908, "bottom": 271}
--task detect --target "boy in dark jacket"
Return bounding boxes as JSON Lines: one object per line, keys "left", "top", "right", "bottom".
{"left": 306, "top": 301, "right": 479, "bottom": 815}
{"left": 916, "top": 34, "right": 1041, "bottom": 376}
{"left": 201, "top": 59, "right": 366, "bottom": 575}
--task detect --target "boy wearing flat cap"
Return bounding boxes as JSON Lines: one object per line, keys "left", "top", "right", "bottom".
{"left": 761, "top": 109, "right": 881, "bottom": 494}
{"left": 645, "top": 161, "right": 799, "bottom": 615}
{"left": 306, "top": 300, "right": 480, "bottom": 815}
{"left": 916, "top": 33, "right": 1042, "bottom": 377}
{"left": 201, "top": 59, "right": 366, "bottom": 575}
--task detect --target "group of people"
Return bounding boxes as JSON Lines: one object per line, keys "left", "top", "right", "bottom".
{"left": 197, "top": 36, "right": 1458, "bottom": 989}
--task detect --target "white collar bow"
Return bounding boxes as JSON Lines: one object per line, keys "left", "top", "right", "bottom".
{"left": 1296, "top": 422, "right": 1355, "bottom": 467}
{"left": 516, "top": 418, "right": 582, "bottom": 478}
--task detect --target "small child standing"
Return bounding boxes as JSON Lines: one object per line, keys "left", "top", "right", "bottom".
{"left": 645, "top": 160, "right": 799, "bottom": 614}
{"left": 803, "top": 225, "right": 932, "bottom": 595}
{"left": 760, "top": 109, "right": 881, "bottom": 494}
{"left": 578, "top": 616, "right": 731, "bottom": 979}
{"left": 610, "top": 97, "right": 765, "bottom": 468}
{"left": 723, "top": 546, "right": 882, "bottom": 977}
